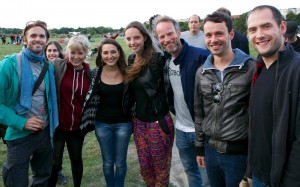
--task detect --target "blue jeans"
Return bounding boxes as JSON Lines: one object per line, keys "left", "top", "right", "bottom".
{"left": 252, "top": 176, "right": 270, "bottom": 187}
{"left": 95, "top": 121, "right": 132, "bottom": 187}
{"left": 204, "top": 143, "right": 247, "bottom": 187}
{"left": 176, "top": 129, "right": 210, "bottom": 187}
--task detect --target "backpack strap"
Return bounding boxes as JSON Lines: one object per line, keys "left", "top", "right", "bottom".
{"left": 32, "top": 62, "right": 49, "bottom": 95}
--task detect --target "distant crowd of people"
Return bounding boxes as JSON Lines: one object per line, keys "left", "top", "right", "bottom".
{"left": 1, "top": 4, "right": 300, "bottom": 187}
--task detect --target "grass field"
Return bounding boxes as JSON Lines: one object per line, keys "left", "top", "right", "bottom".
{"left": 0, "top": 36, "right": 258, "bottom": 186}
{"left": 0, "top": 37, "right": 146, "bottom": 187}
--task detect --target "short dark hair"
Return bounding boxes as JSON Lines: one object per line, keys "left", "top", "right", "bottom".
{"left": 247, "top": 5, "right": 283, "bottom": 26}
{"left": 203, "top": 11, "right": 233, "bottom": 32}
{"left": 22, "top": 20, "right": 50, "bottom": 40}
{"left": 216, "top": 7, "right": 232, "bottom": 17}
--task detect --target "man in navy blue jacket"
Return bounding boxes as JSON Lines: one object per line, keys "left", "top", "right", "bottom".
{"left": 154, "top": 15, "right": 211, "bottom": 187}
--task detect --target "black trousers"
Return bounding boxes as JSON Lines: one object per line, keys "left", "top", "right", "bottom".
{"left": 48, "top": 128, "right": 86, "bottom": 187}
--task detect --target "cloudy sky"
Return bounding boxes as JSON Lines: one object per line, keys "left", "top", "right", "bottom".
{"left": 1, "top": 0, "right": 299, "bottom": 29}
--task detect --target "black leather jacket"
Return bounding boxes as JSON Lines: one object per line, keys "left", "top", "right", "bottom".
{"left": 128, "top": 52, "right": 169, "bottom": 121}
{"left": 194, "top": 49, "right": 256, "bottom": 156}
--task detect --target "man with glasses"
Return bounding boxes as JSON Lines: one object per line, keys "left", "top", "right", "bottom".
{"left": 0, "top": 20, "right": 58, "bottom": 187}
{"left": 154, "top": 15, "right": 210, "bottom": 187}
{"left": 245, "top": 5, "right": 300, "bottom": 186}
{"left": 194, "top": 11, "right": 255, "bottom": 186}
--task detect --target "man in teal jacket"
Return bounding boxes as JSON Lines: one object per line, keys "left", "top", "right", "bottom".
{"left": 0, "top": 20, "right": 58, "bottom": 187}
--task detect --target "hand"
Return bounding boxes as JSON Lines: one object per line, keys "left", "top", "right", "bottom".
{"left": 24, "top": 116, "right": 44, "bottom": 132}
{"left": 239, "top": 178, "right": 252, "bottom": 187}
{"left": 196, "top": 156, "right": 205, "bottom": 168}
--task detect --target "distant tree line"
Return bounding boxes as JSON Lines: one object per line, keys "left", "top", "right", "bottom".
{"left": 0, "top": 26, "right": 121, "bottom": 37}
{"left": 1, "top": 11, "right": 299, "bottom": 37}
{"left": 233, "top": 11, "right": 300, "bottom": 35}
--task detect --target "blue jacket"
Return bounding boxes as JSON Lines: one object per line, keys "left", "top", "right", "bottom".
{"left": 0, "top": 53, "right": 58, "bottom": 141}
{"left": 164, "top": 39, "right": 210, "bottom": 120}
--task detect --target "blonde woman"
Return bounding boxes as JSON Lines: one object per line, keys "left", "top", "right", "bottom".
{"left": 48, "top": 35, "right": 91, "bottom": 187}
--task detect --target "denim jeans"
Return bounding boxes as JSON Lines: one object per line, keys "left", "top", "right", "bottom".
{"left": 252, "top": 176, "right": 270, "bottom": 187}
{"left": 204, "top": 143, "right": 247, "bottom": 187}
{"left": 176, "top": 129, "right": 210, "bottom": 187}
{"left": 95, "top": 121, "right": 132, "bottom": 187}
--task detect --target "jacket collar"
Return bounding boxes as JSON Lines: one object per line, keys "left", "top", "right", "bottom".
{"left": 202, "top": 48, "right": 252, "bottom": 72}
{"left": 256, "top": 43, "right": 296, "bottom": 71}
{"left": 173, "top": 39, "right": 188, "bottom": 65}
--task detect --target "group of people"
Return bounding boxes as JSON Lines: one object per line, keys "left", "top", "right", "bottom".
{"left": 0, "top": 4, "right": 300, "bottom": 187}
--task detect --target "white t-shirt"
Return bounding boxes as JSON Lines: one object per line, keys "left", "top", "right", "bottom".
{"left": 169, "top": 58, "right": 195, "bottom": 132}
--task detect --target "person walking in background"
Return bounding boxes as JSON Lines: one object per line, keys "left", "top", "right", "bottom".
{"left": 245, "top": 5, "right": 300, "bottom": 187}
{"left": 194, "top": 11, "right": 255, "bottom": 187}
{"left": 1, "top": 34, "right": 6, "bottom": 45}
{"left": 181, "top": 14, "right": 207, "bottom": 49}
{"left": 284, "top": 20, "right": 300, "bottom": 52}
{"left": 153, "top": 15, "right": 210, "bottom": 187}
{"left": 124, "top": 21, "right": 174, "bottom": 187}
{"left": 80, "top": 38, "right": 133, "bottom": 187}
{"left": 0, "top": 20, "right": 59, "bottom": 187}
{"left": 48, "top": 35, "right": 91, "bottom": 187}
{"left": 44, "top": 41, "right": 68, "bottom": 185}
{"left": 217, "top": 7, "right": 250, "bottom": 55}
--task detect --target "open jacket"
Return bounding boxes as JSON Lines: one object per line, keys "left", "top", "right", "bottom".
{"left": 164, "top": 39, "right": 210, "bottom": 119}
{"left": 0, "top": 53, "right": 58, "bottom": 141}
{"left": 194, "top": 49, "right": 255, "bottom": 156}
{"left": 80, "top": 66, "right": 133, "bottom": 131}
{"left": 246, "top": 44, "right": 300, "bottom": 187}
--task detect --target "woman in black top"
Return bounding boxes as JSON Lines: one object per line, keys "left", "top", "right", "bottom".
{"left": 124, "top": 21, "right": 174, "bottom": 187}
{"left": 81, "top": 38, "right": 132, "bottom": 187}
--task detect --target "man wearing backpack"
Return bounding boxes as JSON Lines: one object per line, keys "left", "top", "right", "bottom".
{"left": 0, "top": 20, "right": 58, "bottom": 187}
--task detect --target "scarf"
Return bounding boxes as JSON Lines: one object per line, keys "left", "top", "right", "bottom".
{"left": 14, "top": 47, "right": 47, "bottom": 114}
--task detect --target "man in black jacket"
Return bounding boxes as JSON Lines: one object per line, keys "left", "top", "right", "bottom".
{"left": 284, "top": 21, "right": 300, "bottom": 53}
{"left": 246, "top": 5, "right": 300, "bottom": 187}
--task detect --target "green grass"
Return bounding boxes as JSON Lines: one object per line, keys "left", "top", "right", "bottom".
{"left": 0, "top": 36, "right": 145, "bottom": 187}
{"left": 0, "top": 37, "right": 258, "bottom": 186}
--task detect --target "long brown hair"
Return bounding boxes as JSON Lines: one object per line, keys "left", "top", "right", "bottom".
{"left": 96, "top": 38, "right": 127, "bottom": 76}
{"left": 124, "top": 21, "right": 156, "bottom": 82}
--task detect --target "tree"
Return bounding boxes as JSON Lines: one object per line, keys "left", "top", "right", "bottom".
{"left": 233, "top": 12, "right": 248, "bottom": 35}
{"left": 286, "top": 11, "right": 300, "bottom": 24}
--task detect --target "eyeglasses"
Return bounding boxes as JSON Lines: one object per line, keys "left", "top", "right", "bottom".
{"left": 212, "top": 83, "right": 223, "bottom": 104}
{"left": 26, "top": 21, "right": 47, "bottom": 28}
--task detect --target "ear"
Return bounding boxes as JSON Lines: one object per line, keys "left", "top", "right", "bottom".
{"left": 280, "top": 21, "right": 287, "bottom": 35}
{"left": 229, "top": 29, "right": 235, "bottom": 40}
{"left": 23, "top": 36, "right": 27, "bottom": 45}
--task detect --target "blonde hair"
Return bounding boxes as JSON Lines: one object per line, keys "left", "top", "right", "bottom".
{"left": 64, "top": 35, "right": 91, "bottom": 55}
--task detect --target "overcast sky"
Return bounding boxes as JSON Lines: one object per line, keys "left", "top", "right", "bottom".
{"left": 1, "top": 0, "right": 298, "bottom": 29}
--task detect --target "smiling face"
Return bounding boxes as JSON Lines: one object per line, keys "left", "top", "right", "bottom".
{"left": 124, "top": 27, "right": 145, "bottom": 54}
{"left": 204, "top": 21, "right": 234, "bottom": 57}
{"left": 101, "top": 44, "right": 120, "bottom": 67}
{"left": 23, "top": 26, "right": 47, "bottom": 55}
{"left": 68, "top": 47, "right": 86, "bottom": 70}
{"left": 155, "top": 21, "right": 181, "bottom": 55}
{"left": 46, "top": 44, "right": 60, "bottom": 60}
{"left": 247, "top": 8, "right": 286, "bottom": 59}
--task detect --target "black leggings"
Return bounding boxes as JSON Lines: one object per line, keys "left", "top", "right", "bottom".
{"left": 48, "top": 128, "right": 86, "bottom": 187}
